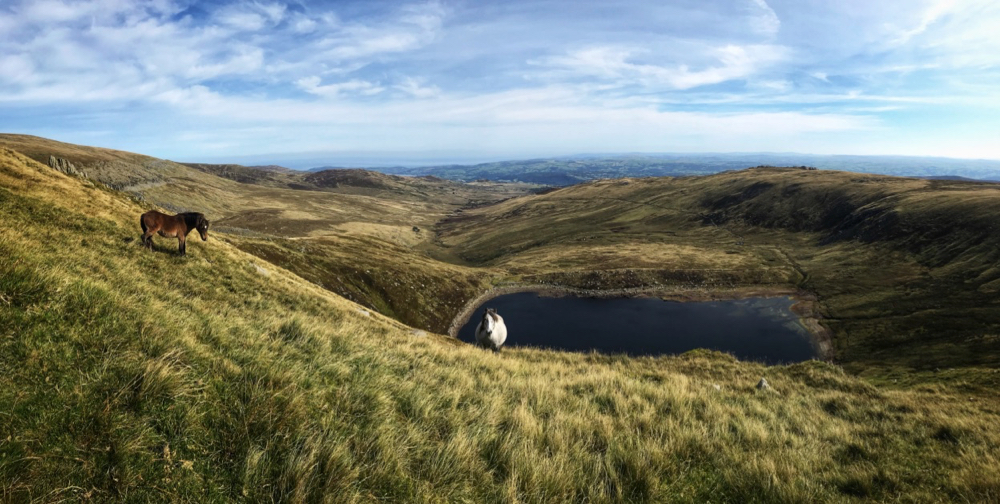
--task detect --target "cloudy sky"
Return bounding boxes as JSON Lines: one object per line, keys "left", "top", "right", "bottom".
{"left": 1, "top": 0, "right": 999, "bottom": 165}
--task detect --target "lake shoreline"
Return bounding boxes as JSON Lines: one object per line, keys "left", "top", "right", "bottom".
{"left": 447, "top": 283, "right": 835, "bottom": 361}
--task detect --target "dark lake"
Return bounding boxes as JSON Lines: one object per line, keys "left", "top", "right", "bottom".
{"left": 457, "top": 293, "right": 819, "bottom": 364}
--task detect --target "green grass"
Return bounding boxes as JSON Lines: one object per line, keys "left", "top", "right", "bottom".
{"left": 3, "top": 138, "right": 1000, "bottom": 502}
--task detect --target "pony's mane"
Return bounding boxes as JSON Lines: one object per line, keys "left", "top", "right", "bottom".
{"left": 180, "top": 212, "right": 205, "bottom": 229}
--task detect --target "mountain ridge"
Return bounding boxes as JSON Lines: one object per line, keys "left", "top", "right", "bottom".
{"left": 370, "top": 153, "right": 1000, "bottom": 185}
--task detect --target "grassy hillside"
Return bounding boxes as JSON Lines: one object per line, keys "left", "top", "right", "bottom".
{"left": 437, "top": 169, "right": 1000, "bottom": 373}
{"left": 0, "top": 135, "right": 532, "bottom": 335}
{"left": 228, "top": 234, "right": 494, "bottom": 332}
{"left": 4, "top": 146, "right": 1000, "bottom": 501}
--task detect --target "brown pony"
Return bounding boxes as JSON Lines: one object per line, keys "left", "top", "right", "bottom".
{"left": 140, "top": 210, "right": 209, "bottom": 255}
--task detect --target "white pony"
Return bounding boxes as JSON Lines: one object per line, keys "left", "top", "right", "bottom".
{"left": 475, "top": 307, "right": 507, "bottom": 352}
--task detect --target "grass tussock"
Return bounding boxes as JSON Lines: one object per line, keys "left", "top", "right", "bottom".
{"left": 2, "top": 148, "right": 1000, "bottom": 502}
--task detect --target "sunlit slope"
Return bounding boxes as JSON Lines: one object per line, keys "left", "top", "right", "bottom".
{"left": 0, "top": 134, "right": 522, "bottom": 333}
{"left": 229, "top": 233, "right": 494, "bottom": 332}
{"left": 0, "top": 134, "right": 468, "bottom": 232}
{"left": 4, "top": 149, "right": 1000, "bottom": 501}
{"left": 438, "top": 169, "right": 1000, "bottom": 371}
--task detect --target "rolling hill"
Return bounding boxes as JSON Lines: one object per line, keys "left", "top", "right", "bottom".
{"left": 378, "top": 153, "right": 1000, "bottom": 186}
{"left": 1, "top": 137, "right": 999, "bottom": 501}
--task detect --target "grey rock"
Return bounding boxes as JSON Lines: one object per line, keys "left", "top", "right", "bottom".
{"left": 48, "top": 155, "right": 81, "bottom": 176}
{"left": 756, "top": 377, "right": 770, "bottom": 390}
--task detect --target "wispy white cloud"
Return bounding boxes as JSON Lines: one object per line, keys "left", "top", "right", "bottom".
{"left": 395, "top": 77, "right": 440, "bottom": 98}
{"left": 891, "top": 0, "right": 956, "bottom": 45}
{"left": 314, "top": 4, "right": 443, "bottom": 62}
{"left": 0, "top": 0, "right": 445, "bottom": 105}
{"left": 749, "top": 0, "right": 781, "bottom": 37}
{"left": 296, "top": 76, "right": 385, "bottom": 97}
{"left": 912, "top": 0, "right": 1000, "bottom": 68}
{"left": 291, "top": 14, "right": 318, "bottom": 33}
{"left": 537, "top": 43, "right": 788, "bottom": 90}
{"left": 215, "top": 1, "right": 287, "bottom": 30}
{"left": 16, "top": 0, "right": 104, "bottom": 23}
{"left": 215, "top": 10, "right": 268, "bottom": 31}
{"left": 0, "top": 55, "right": 35, "bottom": 84}
{"left": 320, "top": 32, "right": 428, "bottom": 60}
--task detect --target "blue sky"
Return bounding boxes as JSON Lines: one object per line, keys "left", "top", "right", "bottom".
{"left": 1, "top": 0, "right": 999, "bottom": 165}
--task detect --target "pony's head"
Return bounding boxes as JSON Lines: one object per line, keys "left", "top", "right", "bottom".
{"left": 481, "top": 307, "right": 497, "bottom": 331}
{"left": 196, "top": 214, "right": 210, "bottom": 241}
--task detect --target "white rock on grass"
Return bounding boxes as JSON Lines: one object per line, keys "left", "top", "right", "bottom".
{"left": 756, "top": 377, "right": 770, "bottom": 390}
{"left": 250, "top": 262, "right": 270, "bottom": 276}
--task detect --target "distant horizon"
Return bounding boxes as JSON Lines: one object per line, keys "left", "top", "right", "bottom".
{"left": 180, "top": 149, "right": 1000, "bottom": 171}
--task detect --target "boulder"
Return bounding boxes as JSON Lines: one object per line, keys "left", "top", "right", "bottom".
{"left": 48, "top": 155, "right": 81, "bottom": 176}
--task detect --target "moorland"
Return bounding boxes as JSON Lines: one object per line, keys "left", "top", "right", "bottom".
{"left": 1, "top": 133, "right": 998, "bottom": 502}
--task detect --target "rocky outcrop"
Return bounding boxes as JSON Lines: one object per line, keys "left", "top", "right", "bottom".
{"left": 47, "top": 155, "right": 84, "bottom": 177}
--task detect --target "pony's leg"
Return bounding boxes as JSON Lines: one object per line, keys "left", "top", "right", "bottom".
{"left": 178, "top": 236, "right": 186, "bottom": 255}
{"left": 142, "top": 230, "right": 155, "bottom": 250}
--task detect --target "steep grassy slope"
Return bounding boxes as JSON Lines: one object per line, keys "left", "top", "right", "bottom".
{"left": 437, "top": 169, "right": 1000, "bottom": 373}
{"left": 0, "top": 134, "right": 183, "bottom": 189}
{"left": 4, "top": 148, "right": 1000, "bottom": 502}
{"left": 229, "top": 234, "right": 494, "bottom": 332}
{"left": 0, "top": 135, "right": 531, "bottom": 334}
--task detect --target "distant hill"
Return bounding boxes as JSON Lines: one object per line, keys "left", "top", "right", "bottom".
{"left": 248, "top": 164, "right": 294, "bottom": 173}
{"left": 304, "top": 168, "right": 405, "bottom": 190}
{"left": 306, "top": 164, "right": 407, "bottom": 173}
{"left": 917, "top": 174, "right": 997, "bottom": 182}
{"left": 376, "top": 153, "right": 1000, "bottom": 186}
{"left": 306, "top": 165, "right": 343, "bottom": 172}
{"left": 183, "top": 162, "right": 293, "bottom": 186}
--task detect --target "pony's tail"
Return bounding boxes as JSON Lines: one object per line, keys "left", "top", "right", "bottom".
{"left": 140, "top": 215, "right": 147, "bottom": 235}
